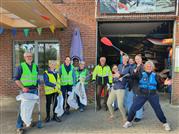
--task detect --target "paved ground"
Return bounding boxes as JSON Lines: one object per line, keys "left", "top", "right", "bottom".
{"left": 0, "top": 94, "right": 179, "bottom": 134}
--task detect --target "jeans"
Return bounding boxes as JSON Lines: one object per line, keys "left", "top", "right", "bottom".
{"left": 16, "top": 89, "right": 38, "bottom": 129}
{"left": 127, "top": 93, "right": 167, "bottom": 123}
{"left": 124, "top": 89, "right": 143, "bottom": 119}
{"left": 168, "top": 85, "right": 172, "bottom": 104}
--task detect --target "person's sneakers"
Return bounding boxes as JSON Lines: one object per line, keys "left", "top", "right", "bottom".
{"left": 53, "top": 115, "right": 62, "bottom": 122}
{"left": 114, "top": 107, "right": 119, "bottom": 111}
{"left": 45, "top": 116, "right": 50, "bottom": 123}
{"left": 163, "top": 123, "right": 171, "bottom": 131}
{"left": 97, "top": 106, "right": 101, "bottom": 111}
{"left": 134, "top": 118, "right": 141, "bottom": 122}
{"left": 123, "top": 121, "right": 132, "bottom": 128}
{"left": 65, "top": 109, "right": 70, "bottom": 115}
{"left": 79, "top": 108, "right": 84, "bottom": 112}
{"left": 16, "top": 128, "right": 24, "bottom": 134}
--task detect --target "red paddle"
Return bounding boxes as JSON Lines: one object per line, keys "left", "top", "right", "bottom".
{"left": 100, "top": 37, "right": 126, "bottom": 55}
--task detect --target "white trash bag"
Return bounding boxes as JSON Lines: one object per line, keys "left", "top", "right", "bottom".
{"left": 74, "top": 82, "right": 87, "bottom": 106}
{"left": 55, "top": 94, "right": 64, "bottom": 116}
{"left": 67, "top": 89, "right": 79, "bottom": 109}
{"left": 16, "top": 93, "right": 39, "bottom": 127}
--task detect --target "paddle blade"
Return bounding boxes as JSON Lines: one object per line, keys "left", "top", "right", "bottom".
{"left": 101, "top": 37, "right": 113, "bottom": 46}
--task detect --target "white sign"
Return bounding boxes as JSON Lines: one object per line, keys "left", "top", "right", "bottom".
{"left": 175, "top": 46, "right": 179, "bottom": 72}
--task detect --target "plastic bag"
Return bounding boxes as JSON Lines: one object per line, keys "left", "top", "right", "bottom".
{"left": 16, "top": 93, "right": 39, "bottom": 127}
{"left": 74, "top": 82, "right": 87, "bottom": 106}
{"left": 55, "top": 94, "right": 64, "bottom": 116}
{"left": 67, "top": 89, "right": 79, "bottom": 109}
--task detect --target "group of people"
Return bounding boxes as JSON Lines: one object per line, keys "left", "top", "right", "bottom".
{"left": 14, "top": 53, "right": 89, "bottom": 134}
{"left": 92, "top": 54, "right": 171, "bottom": 131}
{"left": 14, "top": 51, "right": 171, "bottom": 134}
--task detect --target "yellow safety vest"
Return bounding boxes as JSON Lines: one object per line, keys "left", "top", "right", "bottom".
{"left": 44, "top": 70, "right": 61, "bottom": 95}
{"left": 61, "top": 64, "right": 74, "bottom": 86}
{"left": 92, "top": 65, "right": 112, "bottom": 84}
{"left": 20, "top": 62, "right": 38, "bottom": 87}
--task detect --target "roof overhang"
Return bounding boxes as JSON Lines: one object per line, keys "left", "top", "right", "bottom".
{"left": 0, "top": 0, "right": 67, "bottom": 28}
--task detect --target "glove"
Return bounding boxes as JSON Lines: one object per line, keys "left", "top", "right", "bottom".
{"left": 80, "top": 77, "right": 85, "bottom": 83}
{"left": 54, "top": 86, "right": 62, "bottom": 95}
{"left": 91, "top": 79, "right": 96, "bottom": 84}
{"left": 109, "top": 83, "right": 113, "bottom": 88}
{"left": 57, "top": 90, "right": 62, "bottom": 95}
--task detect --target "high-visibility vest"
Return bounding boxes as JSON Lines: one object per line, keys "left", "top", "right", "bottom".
{"left": 92, "top": 65, "right": 112, "bottom": 83}
{"left": 139, "top": 72, "right": 157, "bottom": 90}
{"left": 61, "top": 64, "right": 74, "bottom": 86}
{"left": 20, "top": 62, "right": 38, "bottom": 87}
{"left": 76, "top": 69, "right": 88, "bottom": 85}
{"left": 44, "top": 70, "right": 61, "bottom": 95}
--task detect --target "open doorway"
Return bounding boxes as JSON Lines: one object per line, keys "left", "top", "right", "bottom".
{"left": 97, "top": 21, "right": 173, "bottom": 93}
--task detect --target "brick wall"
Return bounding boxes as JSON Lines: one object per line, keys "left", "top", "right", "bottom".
{"left": 0, "top": 0, "right": 96, "bottom": 97}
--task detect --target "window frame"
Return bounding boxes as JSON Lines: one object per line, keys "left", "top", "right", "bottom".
{"left": 12, "top": 40, "right": 60, "bottom": 78}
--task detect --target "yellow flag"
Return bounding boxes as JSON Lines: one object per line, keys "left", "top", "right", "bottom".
{"left": 49, "top": 24, "right": 55, "bottom": 33}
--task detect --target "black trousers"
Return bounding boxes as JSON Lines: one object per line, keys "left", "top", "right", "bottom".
{"left": 61, "top": 85, "right": 72, "bottom": 110}
{"left": 96, "top": 85, "right": 108, "bottom": 108}
{"left": 45, "top": 92, "right": 58, "bottom": 117}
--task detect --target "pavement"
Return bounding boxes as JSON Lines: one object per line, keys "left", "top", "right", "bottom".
{"left": 0, "top": 93, "right": 179, "bottom": 134}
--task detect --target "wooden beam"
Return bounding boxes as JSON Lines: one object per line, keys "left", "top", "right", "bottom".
{"left": 39, "top": 0, "right": 67, "bottom": 27}
{"left": 1, "top": 0, "right": 67, "bottom": 28}
{"left": 0, "top": 14, "right": 36, "bottom": 28}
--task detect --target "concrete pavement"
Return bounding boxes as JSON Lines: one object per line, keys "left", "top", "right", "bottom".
{"left": 0, "top": 94, "right": 179, "bottom": 134}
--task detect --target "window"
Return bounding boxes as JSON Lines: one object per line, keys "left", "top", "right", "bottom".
{"left": 13, "top": 41, "right": 60, "bottom": 77}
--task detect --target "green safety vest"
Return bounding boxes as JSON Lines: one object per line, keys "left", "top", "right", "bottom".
{"left": 92, "top": 65, "right": 112, "bottom": 84}
{"left": 76, "top": 69, "right": 88, "bottom": 85}
{"left": 20, "top": 62, "right": 38, "bottom": 87}
{"left": 44, "top": 70, "right": 61, "bottom": 95}
{"left": 61, "top": 64, "right": 74, "bottom": 86}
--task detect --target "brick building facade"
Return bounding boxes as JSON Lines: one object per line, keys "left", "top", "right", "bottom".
{"left": 0, "top": 0, "right": 179, "bottom": 104}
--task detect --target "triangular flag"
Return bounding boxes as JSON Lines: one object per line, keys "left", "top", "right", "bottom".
{"left": 49, "top": 24, "right": 55, "bottom": 33}
{"left": 0, "top": 27, "right": 4, "bottom": 34}
{"left": 23, "top": 28, "right": 30, "bottom": 37}
{"left": 37, "top": 28, "right": 42, "bottom": 35}
{"left": 12, "top": 28, "right": 17, "bottom": 37}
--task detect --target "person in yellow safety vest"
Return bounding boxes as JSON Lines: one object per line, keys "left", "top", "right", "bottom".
{"left": 59, "top": 56, "right": 76, "bottom": 115}
{"left": 14, "top": 52, "right": 39, "bottom": 134}
{"left": 92, "top": 57, "right": 112, "bottom": 111}
{"left": 75, "top": 61, "right": 89, "bottom": 112}
{"left": 43, "top": 60, "right": 62, "bottom": 123}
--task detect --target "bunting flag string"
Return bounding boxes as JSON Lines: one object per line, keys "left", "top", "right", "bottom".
{"left": 49, "top": 24, "right": 55, "bottom": 34}
{"left": 23, "top": 29, "right": 30, "bottom": 37}
{"left": 12, "top": 28, "right": 17, "bottom": 37}
{"left": 0, "top": 26, "right": 57, "bottom": 36}
{"left": 0, "top": 27, "right": 4, "bottom": 34}
{"left": 37, "top": 28, "right": 42, "bottom": 35}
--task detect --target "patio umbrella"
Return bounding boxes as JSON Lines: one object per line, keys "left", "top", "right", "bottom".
{"left": 70, "top": 28, "right": 84, "bottom": 61}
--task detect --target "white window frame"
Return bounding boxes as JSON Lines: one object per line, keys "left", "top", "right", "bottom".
{"left": 13, "top": 40, "right": 60, "bottom": 77}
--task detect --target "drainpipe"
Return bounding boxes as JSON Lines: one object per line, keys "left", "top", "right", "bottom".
{"left": 176, "top": 0, "right": 179, "bottom": 16}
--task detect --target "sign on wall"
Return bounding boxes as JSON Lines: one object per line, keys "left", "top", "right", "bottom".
{"left": 175, "top": 46, "right": 179, "bottom": 72}
{"left": 100, "top": 0, "right": 176, "bottom": 14}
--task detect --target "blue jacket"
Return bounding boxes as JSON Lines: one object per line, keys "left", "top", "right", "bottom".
{"left": 112, "top": 77, "right": 126, "bottom": 90}
{"left": 139, "top": 72, "right": 157, "bottom": 90}
{"left": 117, "top": 64, "right": 131, "bottom": 89}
